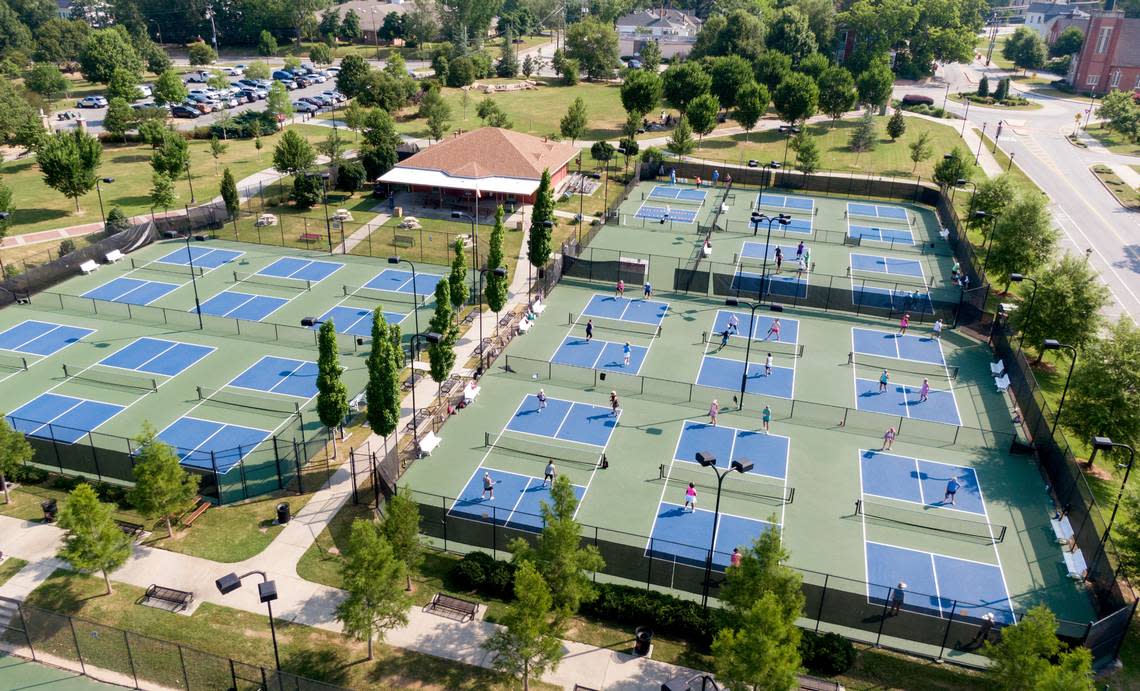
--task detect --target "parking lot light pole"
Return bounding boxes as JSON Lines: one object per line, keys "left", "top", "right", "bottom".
{"left": 748, "top": 212, "right": 791, "bottom": 303}
{"left": 724, "top": 298, "right": 760, "bottom": 409}
{"left": 215, "top": 571, "right": 281, "bottom": 671}
{"left": 388, "top": 256, "right": 421, "bottom": 337}
{"left": 696, "top": 453, "right": 754, "bottom": 608}
{"left": 1008, "top": 273, "right": 1037, "bottom": 351}
{"left": 94, "top": 177, "right": 114, "bottom": 225}
{"left": 1041, "top": 339, "right": 1076, "bottom": 435}
{"left": 1086, "top": 437, "right": 1136, "bottom": 580}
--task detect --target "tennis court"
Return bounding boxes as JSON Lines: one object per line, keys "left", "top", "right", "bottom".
{"left": 673, "top": 420, "right": 790, "bottom": 481}
{"left": 649, "top": 503, "right": 778, "bottom": 569}
{"left": 8, "top": 393, "right": 124, "bottom": 442}
{"left": 853, "top": 284, "right": 934, "bottom": 314}
{"left": 730, "top": 270, "right": 809, "bottom": 299}
{"left": 195, "top": 290, "right": 289, "bottom": 321}
{"left": 649, "top": 185, "right": 708, "bottom": 204}
{"left": 847, "top": 202, "right": 910, "bottom": 223}
{"left": 852, "top": 328, "right": 944, "bottom": 365}
{"left": 0, "top": 320, "right": 94, "bottom": 357}
{"left": 552, "top": 335, "right": 650, "bottom": 373}
{"left": 850, "top": 254, "right": 925, "bottom": 282}
{"left": 634, "top": 203, "right": 699, "bottom": 224}
{"left": 449, "top": 466, "right": 588, "bottom": 532}
{"left": 354, "top": 268, "right": 445, "bottom": 303}
{"left": 97, "top": 337, "right": 214, "bottom": 377}
{"left": 848, "top": 224, "right": 915, "bottom": 245}
{"left": 854, "top": 378, "right": 961, "bottom": 426}
{"left": 578, "top": 294, "right": 669, "bottom": 331}
{"left": 859, "top": 450, "right": 983, "bottom": 515}
{"left": 758, "top": 192, "right": 815, "bottom": 212}
{"left": 504, "top": 393, "right": 618, "bottom": 448}
{"left": 254, "top": 257, "right": 343, "bottom": 283}
{"left": 82, "top": 277, "right": 179, "bottom": 305}
{"left": 156, "top": 415, "right": 271, "bottom": 474}
{"left": 227, "top": 355, "right": 319, "bottom": 399}
{"left": 154, "top": 245, "right": 244, "bottom": 270}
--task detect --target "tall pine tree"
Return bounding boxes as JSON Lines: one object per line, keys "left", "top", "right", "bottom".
{"left": 316, "top": 320, "right": 349, "bottom": 453}
{"left": 366, "top": 310, "right": 401, "bottom": 466}
{"left": 486, "top": 205, "right": 509, "bottom": 334}
{"left": 448, "top": 236, "right": 468, "bottom": 320}
{"left": 427, "top": 280, "right": 456, "bottom": 397}
{"left": 527, "top": 170, "right": 554, "bottom": 300}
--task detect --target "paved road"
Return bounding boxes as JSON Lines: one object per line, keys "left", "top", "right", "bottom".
{"left": 895, "top": 49, "right": 1140, "bottom": 320}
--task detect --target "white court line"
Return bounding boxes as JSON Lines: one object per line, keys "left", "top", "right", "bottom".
{"left": 500, "top": 476, "right": 537, "bottom": 528}
{"left": 930, "top": 553, "right": 946, "bottom": 617}
{"left": 972, "top": 465, "right": 1017, "bottom": 619}
{"left": 16, "top": 397, "right": 85, "bottom": 439}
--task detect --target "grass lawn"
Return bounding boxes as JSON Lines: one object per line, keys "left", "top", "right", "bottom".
{"left": 228, "top": 189, "right": 382, "bottom": 253}
{"left": 0, "top": 234, "right": 95, "bottom": 274}
{"left": 1084, "top": 124, "right": 1140, "bottom": 157}
{"left": 1091, "top": 164, "right": 1140, "bottom": 209}
{"left": 349, "top": 208, "right": 528, "bottom": 269}
{"left": 143, "top": 493, "right": 308, "bottom": 563}
{"left": 0, "top": 557, "right": 28, "bottom": 587}
{"left": 20, "top": 569, "right": 549, "bottom": 690}
{"left": 689, "top": 116, "right": 978, "bottom": 180}
{"left": 3, "top": 124, "right": 332, "bottom": 238}
{"left": 395, "top": 78, "right": 627, "bottom": 141}
{"left": 947, "top": 92, "right": 1042, "bottom": 111}
{"left": 0, "top": 480, "right": 144, "bottom": 525}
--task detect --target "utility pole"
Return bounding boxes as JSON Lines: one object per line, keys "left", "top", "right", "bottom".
{"left": 206, "top": 7, "right": 219, "bottom": 54}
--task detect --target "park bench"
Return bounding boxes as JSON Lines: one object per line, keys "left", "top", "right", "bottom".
{"left": 115, "top": 519, "right": 146, "bottom": 541}
{"left": 1063, "top": 543, "right": 1087, "bottom": 580}
{"left": 142, "top": 584, "right": 194, "bottom": 612}
{"left": 424, "top": 593, "right": 478, "bottom": 622}
{"left": 417, "top": 430, "right": 441, "bottom": 458}
{"left": 104, "top": 249, "right": 124, "bottom": 263}
{"left": 798, "top": 676, "right": 843, "bottom": 691}
{"left": 299, "top": 232, "right": 323, "bottom": 244}
{"left": 392, "top": 234, "right": 414, "bottom": 248}
{"left": 181, "top": 500, "right": 210, "bottom": 528}
{"left": 79, "top": 260, "right": 99, "bottom": 274}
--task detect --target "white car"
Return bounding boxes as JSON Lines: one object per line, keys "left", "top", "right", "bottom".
{"left": 292, "top": 100, "right": 318, "bottom": 113}
{"left": 185, "top": 71, "right": 211, "bottom": 83}
{"left": 134, "top": 85, "right": 152, "bottom": 100}
{"left": 222, "top": 65, "right": 245, "bottom": 76}
{"left": 76, "top": 96, "right": 107, "bottom": 108}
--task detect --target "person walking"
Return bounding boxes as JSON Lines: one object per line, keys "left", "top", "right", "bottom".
{"left": 537, "top": 388, "right": 548, "bottom": 412}
{"left": 762, "top": 404, "right": 772, "bottom": 433}
{"left": 543, "top": 460, "right": 557, "bottom": 487}
{"left": 766, "top": 318, "right": 781, "bottom": 341}
{"left": 481, "top": 471, "right": 495, "bottom": 500}
{"left": 644, "top": 281, "right": 652, "bottom": 299}
{"left": 718, "top": 328, "right": 730, "bottom": 351}
{"left": 684, "top": 482, "right": 698, "bottom": 512}
{"left": 888, "top": 581, "right": 907, "bottom": 615}
{"left": 709, "top": 399, "right": 719, "bottom": 426}
{"left": 727, "top": 312, "right": 740, "bottom": 335}
{"left": 623, "top": 341, "right": 632, "bottom": 367}
{"left": 879, "top": 369, "right": 890, "bottom": 393}
{"left": 883, "top": 426, "right": 897, "bottom": 450}
{"left": 616, "top": 279, "right": 625, "bottom": 298}
{"left": 971, "top": 613, "right": 996, "bottom": 647}
{"left": 764, "top": 352, "right": 773, "bottom": 376}
{"left": 944, "top": 476, "right": 962, "bottom": 505}
{"left": 610, "top": 390, "right": 620, "bottom": 416}
{"left": 712, "top": 169, "right": 720, "bottom": 186}
{"left": 919, "top": 378, "right": 930, "bottom": 402}
{"left": 585, "top": 319, "right": 594, "bottom": 341}
{"left": 774, "top": 246, "right": 784, "bottom": 274}
{"left": 932, "top": 318, "right": 943, "bottom": 339}
{"left": 898, "top": 313, "right": 910, "bottom": 335}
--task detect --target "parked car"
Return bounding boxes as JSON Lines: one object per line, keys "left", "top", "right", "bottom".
{"left": 132, "top": 101, "right": 168, "bottom": 113}
{"left": 134, "top": 85, "right": 153, "bottom": 100}
{"left": 279, "top": 79, "right": 298, "bottom": 90}
{"left": 294, "top": 75, "right": 314, "bottom": 88}
{"left": 325, "top": 66, "right": 339, "bottom": 75}
{"left": 271, "top": 70, "right": 295, "bottom": 81}
{"left": 236, "top": 79, "right": 259, "bottom": 89}
{"left": 183, "top": 99, "right": 211, "bottom": 114}
{"left": 309, "top": 73, "right": 327, "bottom": 84}
{"left": 901, "top": 94, "right": 934, "bottom": 106}
{"left": 171, "top": 104, "right": 200, "bottom": 118}
{"left": 185, "top": 70, "right": 211, "bottom": 83}
{"left": 292, "top": 100, "right": 318, "bottom": 113}
{"left": 76, "top": 95, "right": 107, "bottom": 108}
{"left": 222, "top": 66, "right": 244, "bottom": 76}
{"left": 321, "top": 90, "right": 346, "bottom": 104}
{"left": 239, "top": 88, "right": 261, "bottom": 102}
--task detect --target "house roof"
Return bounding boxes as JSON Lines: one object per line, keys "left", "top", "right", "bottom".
{"left": 1026, "top": 2, "right": 1085, "bottom": 18}
{"left": 616, "top": 9, "right": 701, "bottom": 29}
{"left": 389, "top": 128, "right": 578, "bottom": 182}
{"left": 313, "top": 0, "right": 409, "bottom": 21}
{"left": 1115, "top": 20, "right": 1140, "bottom": 67}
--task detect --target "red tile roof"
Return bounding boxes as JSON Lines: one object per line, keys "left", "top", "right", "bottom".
{"left": 397, "top": 128, "right": 579, "bottom": 181}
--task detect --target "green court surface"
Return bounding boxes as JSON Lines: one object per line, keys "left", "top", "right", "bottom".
{"left": 0, "top": 652, "right": 119, "bottom": 689}
{"left": 0, "top": 239, "right": 447, "bottom": 504}
{"left": 402, "top": 181, "right": 1094, "bottom": 658}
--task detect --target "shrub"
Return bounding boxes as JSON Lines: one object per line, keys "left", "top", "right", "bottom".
{"left": 580, "top": 582, "right": 730, "bottom": 647}
{"left": 207, "top": 111, "right": 278, "bottom": 140}
{"left": 800, "top": 630, "right": 856, "bottom": 676}
{"left": 335, "top": 160, "right": 366, "bottom": 192}
{"left": 291, "top": 174, "right": 322, "bottom": 209}
{"left": 900, "top": 94, "right": 934, "bottom": 106}
{"left": 58, "top": 238, "right": 76, "bottom": 256}
{"left": 485, "top": 559, "right": 516, "bottom": 599}
{"left": 453, "top": 554, "right": 488, "bottom": 590}
{"left": 11, "top": 464, "right": 48, "bottom": 484}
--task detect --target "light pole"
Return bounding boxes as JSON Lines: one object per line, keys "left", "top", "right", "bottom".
{"left": 975, "top": 122, "right": 987, "bottom": 165}
{"left": 941, "top": 82, "right": 950, "bottom": 114}
{"left": 1086, "top": 437, "right": 1136, "bottom": 579}
{"left": 577, "top": 154, "right": 584, "bottom": 240}
{"left": 1008, "top": 273, "right": 1038, "bottom": 351}
{"left": 371, "top": 9, "right": 380, "bottom": 60}
{"left": 185, "top": 232, "right": 203, "bottom": 329}
{"left": 94, "top": 177, "right": 114, "bottom": 225}
{"left": 695, "top": 451, "right": 754, "bottom": 608}
{"left": 725, "top": 298, "right": 764, "bottom": 409}
{"left": 973, "top": 210, "right": 1000, "bottom": 273}
{"left": 148, "top": 19, "right": 163, "bottom": 45}
{"left": 959, "top": 98, "right": 971, "bottom": 137}
{"left": 954, "top": 178, "right": 976, "bottom": 207}
{"left": 388, "top": 256, "right": 421, "bottom": 337}
{"left": 407, "top": 332, "right": 443, "bottom": 445}
{"left": 184, "top": 159, "right": 195, "bottom": 203}
{"left": 308, "top": 171, "right": 334, "bottom": 253}
{"left": 1007, "top": 151, "right": 1015, "bottom": 172}
{"left": 1041, "top": 339, "right": 1076, "bottom": 435}
{"left": 215, "top": 571, "right": 281, "bottom": 671}
{"left": 477, "top": 267, "right": 508, "bottom": 371}
{"left": 749, "top": 212, "right": 791, "bottom": 303}
{"left": 452, "top": 210, "right": 479, "bottom": 301}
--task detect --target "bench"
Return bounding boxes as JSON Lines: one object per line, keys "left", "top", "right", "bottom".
{"left": 393, "top": 234, "right": 414, "bottom": 248}
{"left": 425, "top": 592, "right": 478, "bottom": 622}
{"left": 1063, "top": 545, "right": 1087, "bottom": 579}
{"left": 104, "top": 249, "right": 124, "bottom": 264}
{"left": 255, "top": 214, "right": 277, "bottom": 227}
{"left": 517, "top": 318, "right": 532, "bottom": 334}
{"left": 531, "top": 299, "right": 546, "bottom": 316}
{"left": 994, "top": 373, "right": 1010, "bottom": 393}
{"left": 417, "top": 430, "right": 442, "bottom": 458}
{"left": 143, "top": 584, "right": 194, "bottom": 612}
{"left": 116, "top": 519, "right": 146, "bottom": 540}
{"left": 299, "top": 232, "right": 323, "bottom": 244}
{"left": 349, "top": 391, "right": 366, "bottom": 412}
{"left": 990, "top": 360, "right": 1006, "bottom": 377}
{"left": 79, "top": 259, "right": 99, "bottom": 274}
{"left": 798, "top": 676, "right": 843, "bottom": 691}
{"left": 181, "top": 501, "right": 209, "bottom": 528}
{"left": 1050, "top": 515, "right": 1075, "bottom": 544}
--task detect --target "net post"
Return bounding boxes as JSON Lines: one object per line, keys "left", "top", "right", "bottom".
{"left": 815, "top": 573, "right": 828, "bottom": 632}
{"left": 937, "top": 601, "right": 958, "bottom": 660}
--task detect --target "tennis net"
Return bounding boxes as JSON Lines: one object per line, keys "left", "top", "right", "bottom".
{"left": 484, "top": 431, "right": 603, "bottom": 470}
{"left": 856, "top": 498, "right": 1006, "bottom": 543}
{"left": 647, "top": 188, "right": 708, "bottom": 205}
{"left": 343, "top": 284, "right": 426, "bottom": 307}
{"left": 706, "top": 332, "right": 805, "bottom": 358}
{"left": 197, "top": 386, "right": 301, "bottom": 415}
{"left": 846, "top": 205, "right": 912, "bottom": 225}
{"left": 850, "top": 269, "right": 928, "bottom": 288}
{"left": 234, "top": 271, "right": 312, "bottom": 291}
{"left": 63, "top": 364, "right": 158, "bottom": 392}
{"left": 569, "top": 313, "right": 661, "bottom": 338}
{"left": 659, "top": 463, "right": 794, "bottom": 505}
{"left": 129, "top": 258, "right": 204, "bottom": 277}
{"left": 851, "top": 353, "right": 958, "bottom": 380}
{"left": 0, "top": 352, "right": 28, "bottom": 371}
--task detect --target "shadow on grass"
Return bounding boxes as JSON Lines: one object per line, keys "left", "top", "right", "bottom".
{"left": 11, "top": 208, "right": 72, "bottom": 227}
{"left": 282, "top": 646, "right": 353, "bottom": 686}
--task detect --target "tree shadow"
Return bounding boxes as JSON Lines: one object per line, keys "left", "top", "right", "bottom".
{"left": 281, "top": 646, "right": 352, "bottom": 686}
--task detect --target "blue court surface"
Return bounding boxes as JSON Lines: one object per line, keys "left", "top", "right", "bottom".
{"left": 859, "top": 450, "right": 983, "bottom": 515}
{"left": 0, "top": 320, "right": 94, "bottom": 357}
{"left": 850, "top": 253, "right": 924, "bottom": 279}
{"left": 228, "top": 355, "right": 319, "bottom": 399}
{"left": 648, "top": 502, "right": 777, "bottom": 569}
{"left": 99, "top": 337, "right": 214, "bottom": 377}
{"left": 852, "top": 285, "right": 934, "bottom": 314}
{"left": 257, "top": 257, "right": 343, "bottom": 283}
{"left": 506, "top": 394, "right": 618, "bottom": 447}
{"left": 448, "top": 467, "right": 588, "bottom": 532}
{"left": 635, "top": 203, "right": 698, "bottom": 223}
{"left": 83, "top": 277, "right": 178, "bottom": 305}
{"left": 848, "top": 224, "right": 914, "bottom": 245}
{"left": 731, "top": 270, "right": 808, "bottom": 299}
{"left": 156, "top": 416, "right": 270, "bottom": 473}
{"left": 364, "top": 268, "right": 446, "bottom": 297}
{"left": 712, "top": 310, "right": 799, "bottom": 344}
{"left": 848, "top": 202, "right": 909, "bottom": 222}
{"left": 649, "top": 185, "right": 707, "bottom": 203}
{"left": 673, "top": 420, "right": 789, "bottom": 480}
{"left": 582, "top": 294, "right": 669, "bottom": 326}
{"left": 758, "top": 192, "right": 815, "bottom": 211}
{"left": 196, "top": 290, "right": 288, "bottom": 321}
{"left": 745, "top": 215, "right": 813, "bottom": 234}
{"left": 854, "top": 379, "right": 961, "bottom": 426}
{"left": 852, "top": 328, "right": 945, "bottom": 365}
{"left": 316, "top": 305, "right": 405, "bottom": 337}
{"left": 865, "top": 541, "right": 1013, "bottom": 624}
{"left": 155, "top": 245, "right": 244, "bottom": 269}
{"left": 739, "top": 241, "right": 816, "bottom": 264}
{"left": 552, "top": 336, "right": 649, "bottom": 374}
{"left": 697, "top": 355, "right": 795, "bottom": 399}
{"left": 7, "top": 393, "right": 124, "bottom": 443}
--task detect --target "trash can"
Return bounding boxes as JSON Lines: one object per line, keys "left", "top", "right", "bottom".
{"left": 41, "top": 499, "right": 58, "bottom": 523}
{"left": 276, "top": 502, "right": 290, "bottom": 525}
{"left": 634, "top": 626, "right": 653, "bottom": 656}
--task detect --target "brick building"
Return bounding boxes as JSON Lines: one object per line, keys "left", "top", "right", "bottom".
{"left": 1067, "top": 8, "right": 1140, "bottom": 95}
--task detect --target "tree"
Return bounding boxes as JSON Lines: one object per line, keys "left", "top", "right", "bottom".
{"left": 380, "top": 491, "right": 422, "bottom": 591}
{"left": 984, "top": 605, "right": 1093, "bottom": 690}
{"left": 561, "top": 58, "right": 579, "bottom": 86}
{"left": 662, "top": 61, "right": 711, "bottom": 111}
{"left": 24, "top": 62, "right": 67, "bottom": 101}
{"left": 273, "top": 129, "right": 316, "bottom": 176}
{"left": 527, "top": 169, "right": 554, "bottom": 290}
{"left": 257, "top": 30, "right": 278, "bottom": 56}
{"left": 343, "top": 102, "right": 367, "bottom": 141}
{"left": 317, "top": 129, "right": 346, "bottom": 171}
{"left": 127, "top": 423, "right": 199, "bottom": 538}
{"left": 559, "top": 96, "right": 588, "bottom": 145}
{"left": 709, "top": 55, "right": 753, "bottom": 111}
{"left": 151, "top": 131, "right": 190, "bottom": 180}
{"left": 341, "top": 8, "right": 362, "bottom": 40}
{"left": 426, "top": 280, "right": 456, "bottom": 393}
{"left": 667, "top": 115, "right": 695, "bottom": 157}
{"left": 686, "top": 93, "right": 720, "bottom": 146}
{"left": 150, "top": 172, "right": 176, "bottom": 212}
{"left": 319, "top": 8, "right": 341, "bottom": 42}
{"left": 220, "top": 167, "right": 239, "bottom": 219}
{"left": 57, "top": 483, "right": 132, "bottom": 594}
{"left": 993, "top": 77, "right": 1010, "bottom": 101}
{"left": 977, "top": 75, "right": 990, "bottom": 98}
{"left": 817, "top": 66, "right": 857, "bottom": 125}
{"left": 521, "top": 53, "right": 535, "bottom": 78}
{"left": 483, "top": 562, "right": 565, "bottom": 691}
{"left": 37, "top": 129, "right": 101, "bottom": 213}
{"left": 620, "top": 68, "right": 662, "bottom": 118}
{"left": 79, "top": 27, "right": 141, "bottom": 84}
{"left": 335, "top": 519, "right": 412, "bottom": 660}
{"left": 857, "top": 57, "right": 895, "bottom": 110}
{"left": 691, "top": 9, "right": 765, "bottom": 62}
{"left": 792, "top": 130, "right": 820, "bottom": 175}
{"left": 422, "top": 89, "right": 452, "bottom": 142}
{"left": 712, "top": 593, "right": 802, "bottom": 691}
{"left": 309, "top": 42, "right": 332, "bottom": 65}
{"left": 0, "top": 180, "right": 11, "bottom": 239}
{"left": 448, "top": 236, "right": 468, "bottom": 317}
{"left": 565, "top": 17, "right": 618, "bottom": 80}
{"left": 366, "top": 309, "right": 401, "bottom": 462}
{"left": 245, "top": 62, "right": 270, "bottom": 81}
{"left": 932, "top": 146, "right": 969, "bottom": 189}
{"left": 767, "top": 6, "right": 817, "bottom": 64}
{"left": 967, "top": 174, "right": 1016, "bottom": 228}
{"left": 773, "top": 73, "right": 818, "bottom": 123}
{"left": 486, "top": 205, "right": 508, "bottom": 324}
{"left": 1012, "top": 253, "right": 1110, "bottom": 363}
{"left": 102, "top": 97, "right": 136, "bottom": 143}
{"left": 33, "top": 18, "right": 89, "bottom": 65}
{"left": 753, "top": 50, "right": 793, "bottom": 91}
{"left": 639, "top": 39, "right": 661, "bottom": 73}
{"left": 591, "top": 140, "right": 615, "bottom": 170}
{"left": 496, "top": 27, "right": 518, "bottom": 77}
{"left": 104, "top": 207, "right": 129, "bottom": 235}
{"left": 886, "top": 108, "right": 906, "bottom": 141}
{"left": 0, "top": 416, "right": 32, "bottom": 504}
{"left": 336, "top": 55, "right": 371, "bottom": 98}
{"left": 187, "top": 40, "right": 216, "bottom": 66}
{"left": 734, "top": 82, "right": 769, "bottom": 142}
{"left": 1097, "top": 90, "right": 1140, "bottom": 142}
{"left": 266, "top": 81, "right": 293, "bottom": 120}
{"left": 720, "top": 526, "right": 804, "bottom": 620}
{"left": 316, "top": 319, "right": 349, "bottom": 448}
{"left": 1050, "top": 26, "right": 1084, "bottom": 58}
{"left": 208, "top": 137, "right": 228, "bottom": 175}
{"left": 1002, "top": 26, "right": 1047, "bottom": 73}
{"left": 153, "top": 69, "right": 187, "bottom": 106}
{"left": 908, "top": 131, "right": 933, "bottom": 173}
{"left": 1062, "top": 318, "right": 1140, "bottom": 453}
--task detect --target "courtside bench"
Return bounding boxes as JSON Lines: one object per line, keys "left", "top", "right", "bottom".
{"left": 142, "top": 584, "right": 194, "bottom": 612}
{"left": 116, "top": 519, "right": 146, "bottom": 541}
{"left": 299, "top": 232, "right": 323, "bottom": 244}
{"left": 424, "top": 592, "right": 479, "bottom": 622}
